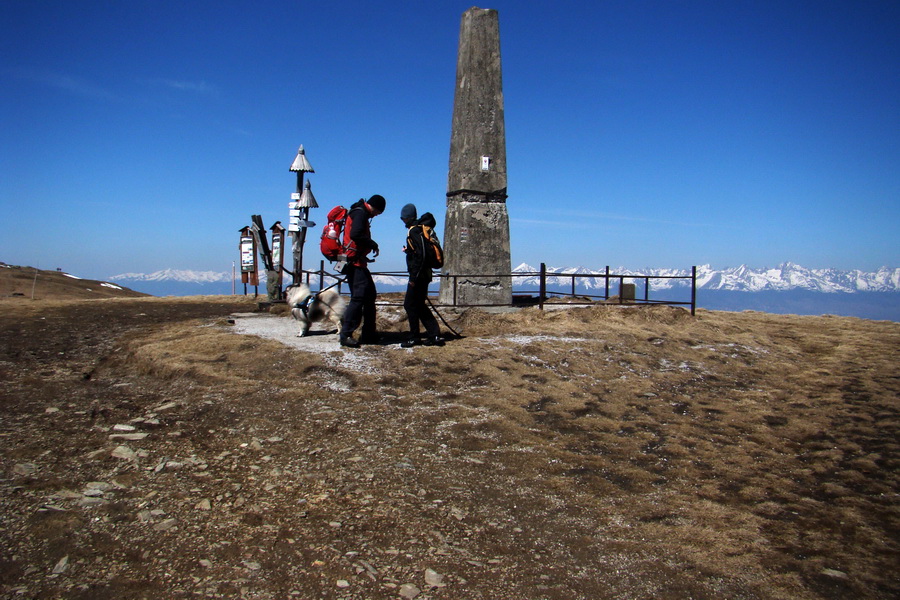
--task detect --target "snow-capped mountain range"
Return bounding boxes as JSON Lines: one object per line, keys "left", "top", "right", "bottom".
{"left": 110, "top": 263, "right": 899, "bottom": 293}
{"left": 510, "top": 263, "right": 900, "bottom": 293}
{"left": 110, "top": 269, "right": 231, "bottom": 284}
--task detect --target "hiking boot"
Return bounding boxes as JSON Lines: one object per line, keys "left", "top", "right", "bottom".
{"left": 339, "top": 336, "right": 360, "bottom": 348}
{"left": 400, "top": 338, "right": 419, "bottom": 348}
{"left": 423, "top": 336, "right": 445, "bottom": 347}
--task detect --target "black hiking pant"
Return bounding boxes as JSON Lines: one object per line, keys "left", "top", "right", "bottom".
{"left": 340, "top": 265, "right": 377, "bottom": 340}
{"left": 403, "top": 278, "right": 439, "bottom": 339}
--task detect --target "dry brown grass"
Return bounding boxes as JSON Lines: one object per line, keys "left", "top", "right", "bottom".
{"left": 0, "top": 264, "right": 149, "bottom": 300}
{"left": 1, "top": 296, "right": 897, "bottom": 599}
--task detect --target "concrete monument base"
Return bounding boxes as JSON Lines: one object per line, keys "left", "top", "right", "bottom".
{"left": 439, "top": 196, "right": 511, "bottom": 306}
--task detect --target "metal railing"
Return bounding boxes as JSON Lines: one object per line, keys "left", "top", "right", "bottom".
{"left": 299, "top": 261, "right": 697, "bottom": 315}
{"left": 523, "top": 263, "right": 697, "bottom": 315}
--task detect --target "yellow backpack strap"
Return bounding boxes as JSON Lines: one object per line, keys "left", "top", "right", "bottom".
{"left": 406, "top": 224, "right": 420, "bottom": 253}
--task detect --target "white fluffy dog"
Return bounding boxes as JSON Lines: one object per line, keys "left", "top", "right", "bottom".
{"left": 285, "top": 284, "right": 346, "bottom": 337}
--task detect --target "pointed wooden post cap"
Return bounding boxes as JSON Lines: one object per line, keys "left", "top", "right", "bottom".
{"left": 290, "top": 145, "right": 315, "bottom": 173}
{"left": 297, "top": 179, "right": 318, "bottom": 208}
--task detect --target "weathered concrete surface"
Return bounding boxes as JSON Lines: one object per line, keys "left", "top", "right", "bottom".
{"left": 442, "top": 196, "right": 512, "bottom": 306}
{"left": 441, "top": 7, "right": 512, "bottom": 306}
{"left": 446, "top": 8, "right": 507, "bottom": 196}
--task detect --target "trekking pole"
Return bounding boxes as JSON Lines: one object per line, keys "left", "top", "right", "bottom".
{"left": 427, "top": 297, "right": 462, "bottom": 339}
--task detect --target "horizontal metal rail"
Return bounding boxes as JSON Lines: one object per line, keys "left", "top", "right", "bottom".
{"left": 301, "top": 261, "right": 697, "bottom": 315}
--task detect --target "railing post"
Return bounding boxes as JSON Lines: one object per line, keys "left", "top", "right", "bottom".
{"left": 691, "top": 265, "right": 697, "bottom": 316}
{"left": 453, "top": 275, "right": 458, "bottom": 307}
{"left": 436, "top": 266, "right": 694, "bottom": 312}
{"left": 539, "top": 263, "right": 546, "bottom": 310}
{"left": 605, "top": 266, "right": 610, "bottom": 300}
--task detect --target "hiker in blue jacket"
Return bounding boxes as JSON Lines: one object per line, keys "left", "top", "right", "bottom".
{"left": 400, "top": 203, "right": 444, "bottom": 348}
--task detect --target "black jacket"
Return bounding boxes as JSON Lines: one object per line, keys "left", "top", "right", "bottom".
{"left": 347, "top": 199, "right": 377, "bottom": 266}
{"left": 405, "top": 212, "right": 436, "bottom": 282}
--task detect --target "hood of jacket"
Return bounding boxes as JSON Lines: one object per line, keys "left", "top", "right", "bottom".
{"left": 417, "top": 212, "right": 436, "bottom": 228}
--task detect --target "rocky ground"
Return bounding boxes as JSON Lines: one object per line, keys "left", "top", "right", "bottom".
{"left": 0, "top": 291, "right": 898, "bottom": 599}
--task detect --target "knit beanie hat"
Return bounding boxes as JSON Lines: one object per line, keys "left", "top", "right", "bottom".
{"left": 367, "top": 194, "right": 386, "bottom": 213}
{"left": 400, "top": 203, "right": 417, "bottom": 223}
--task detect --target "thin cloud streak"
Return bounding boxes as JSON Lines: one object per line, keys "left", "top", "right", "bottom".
{"left": 147, "top": 78, "right": 220, "bottom": 96}
{"left": 12, "top": 67, "right": 119, "bottom": 101}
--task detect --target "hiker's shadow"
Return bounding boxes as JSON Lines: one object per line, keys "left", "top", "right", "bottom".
{"left": 369, "top": 332, "right": 465, "bottom": 346}
{"left": 369, "top": 332, "right": 408, "bottom": 346}
{"left": 305, "top": 328, "right": 339, "bottom": 337}
{"left": 304, "top": 329, "right": 464, "bottom": 344}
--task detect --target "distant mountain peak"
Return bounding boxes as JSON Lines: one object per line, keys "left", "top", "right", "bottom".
{"left": 510, "top": 263, "right": 898, "bottom": 293}
{"left": 109, "top": 269, "right": 232, "bottom": 284}
{"left": 110, "top": 263, "right": 899, "bottom": 293}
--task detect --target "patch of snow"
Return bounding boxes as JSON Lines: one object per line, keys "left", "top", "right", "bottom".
{"left": 503, "top": 335, "right": 594, "bottom": 345}
{"left": 323, "top": 351, "right": 380, "bottom": 375}
{"left": 319, "top": 376, "right": 352, "bottom": 393}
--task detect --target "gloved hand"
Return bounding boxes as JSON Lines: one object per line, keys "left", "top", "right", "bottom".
{"left": 371, "top": 241, "right": 380, "bottom": 257}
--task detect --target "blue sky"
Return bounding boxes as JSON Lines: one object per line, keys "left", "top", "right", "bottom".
{"left": 2, "top": 0, "right": 898, "bottom": 280}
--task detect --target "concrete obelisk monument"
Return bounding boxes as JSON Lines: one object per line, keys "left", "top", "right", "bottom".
{"left": 439, "top": 7, "right": 512, "bottom": 306}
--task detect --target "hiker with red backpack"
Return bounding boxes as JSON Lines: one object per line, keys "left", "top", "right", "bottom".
{"left": 337, "top": 194, "right": 386, "bottom": 348}
{"left": 399, "top": 203, "right": 445, "bottom": 348}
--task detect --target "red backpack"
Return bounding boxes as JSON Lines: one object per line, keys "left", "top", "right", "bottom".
{"left": 320, "top": 205, "right": 358, "bottom": 262}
